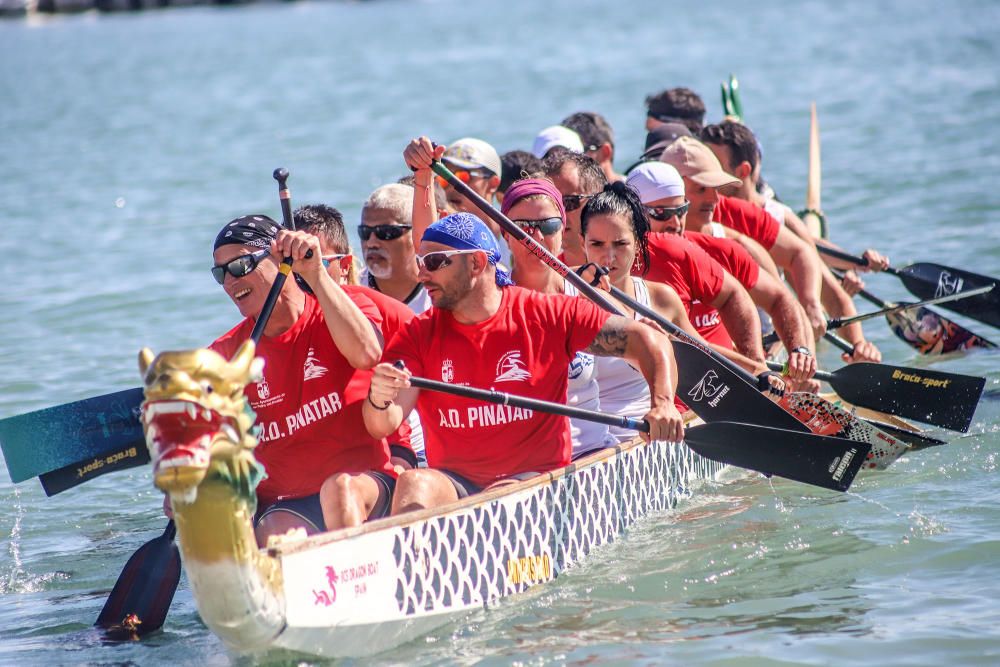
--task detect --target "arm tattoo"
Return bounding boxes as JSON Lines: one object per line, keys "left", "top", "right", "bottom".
{"left": 585, "top": 315, "right": 631, "bottom": 357}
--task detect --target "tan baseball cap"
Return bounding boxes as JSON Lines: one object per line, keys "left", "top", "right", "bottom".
{"left": 443, "top": 138, "right": 502, "bottom": 178}
{"left": 659, "top": 136, "right": 740, "bottom": 190}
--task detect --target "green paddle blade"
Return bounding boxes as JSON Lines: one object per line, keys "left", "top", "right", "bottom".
{"left": 821, "top": 362, "right": 985, "bottom": 432}
{"left": 96, "top": 520, "right": 180, "bottom": 638}
{"left": 685, "top": 421, "right": 869, "bottom": 492}
{"left": 0, "top": 387, "right": 144, "bottom": 484}
{"left": 671, "top": 340, "right": 808, "bottom": 432}
{"left": 897, "top": 262, "right": 1000, "bottom": 328}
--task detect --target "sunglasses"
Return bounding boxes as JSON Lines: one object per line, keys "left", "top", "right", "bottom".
{"left": 435, "top": 168, "right": 493, "bottom": 190}
{"left": 645, "top": 201, "right": 690, "bottom": 221}
{"left": 211, "top": 249, "right": 270, "bottom": 285}
{"left": 415, "top": 249, "right": 481, "bottom": 272}
{"left": 321, "top": 253, "right": 351, "bottom": 267}
{"left": 512, "top": 217, "right": 562, "bottom": 236}
{"left": 562, "top": 193, "right": 597, "bottom": 212}
{"left": 358, "top": 224, "right": 412, "bottom": 241}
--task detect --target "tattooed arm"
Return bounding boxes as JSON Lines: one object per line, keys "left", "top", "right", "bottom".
{"left": 586, "top": 316, "right": 683, "bottom": 442}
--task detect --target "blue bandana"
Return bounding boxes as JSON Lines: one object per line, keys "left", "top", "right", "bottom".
{"left": 422, "top": 212, "right": 514, "bottom": 287}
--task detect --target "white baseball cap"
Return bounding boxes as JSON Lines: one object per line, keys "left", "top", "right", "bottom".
{"left": 626, "top": 162, "right": 685, "bottom": 204}
{"left": 531, "top": 125, "right": 584, "bottom": 159}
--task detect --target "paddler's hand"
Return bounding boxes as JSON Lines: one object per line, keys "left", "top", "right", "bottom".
{"left": 403, "top": 136, "right": 445, "bottom": 173}
{"left": 785, "top": 348, "right": 817, "bottom": 382}
{"left": 755, "top": 369, "right": 786, "bottom": 397}
{"left": 272, "top": 230, "right": 325, "bottom": 286}
{"left": 162, "top": 494, "right": 173, "bottom": 520}
{"left": 842, "top": 339, "right": 882, "bottom": 364}
{"left": 788, "top": 377, "right": 823, "bottom": 394}
{"left": 643, "top": 401, "right": 685, "bottom": 443}
{"left": 369, "top": 362, "right": 412, "bottom": 407}
{"left": 860, "top": 248, "right": 890, "bottom": 272}
{"left": 840, "top": 269, "right": 865, "bottom": 296}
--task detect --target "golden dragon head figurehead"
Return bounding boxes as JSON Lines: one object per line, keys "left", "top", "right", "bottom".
{"left": 139, "top": 341, "right": 263, "bottom": 503}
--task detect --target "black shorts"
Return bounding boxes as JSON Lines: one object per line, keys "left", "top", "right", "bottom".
{"left": 389, "top": 444, "right": 419, "bottom": 469}
{"left": 437, "top": 469, "right": 541, "bottom": 500}
{"left": 255, "top": 471, "right": 397, "bottom": 530}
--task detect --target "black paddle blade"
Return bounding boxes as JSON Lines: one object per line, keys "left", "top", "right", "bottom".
{"left": 885, "top": 306, "right": 997, "bottom": 355}
{"left": 823, "top": 362, "right": 985, "bottom": 432}
{"left": 684, "top": 421, "right": 870, "bottom": 492}
{"left": 671, "top": 340, "right": 808, "bottom": 432}
{"left": 97, "top": 521, "right": 180, "bottom": 638}
{"left": 898, "top": 263, "right": 1000, "bottom": 328}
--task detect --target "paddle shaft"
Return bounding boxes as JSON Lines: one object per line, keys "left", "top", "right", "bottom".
{"left": 817, "top": 244, "right": 902, "bottom": 276}
{"left": 606, "top": 285, "right": 760, "bottom": 386}
{"left": 407, "top": 374, "right": 649, "bottom": 433}
{"left": 249, "top": 168, "right": 303, "bottom": 344}
{"left": 827, "top": 284, "right": 994, "bottom": 329}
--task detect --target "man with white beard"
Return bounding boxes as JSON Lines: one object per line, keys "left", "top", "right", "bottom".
{"left": 359, "top": 183, "right": 432, "bottom": 315}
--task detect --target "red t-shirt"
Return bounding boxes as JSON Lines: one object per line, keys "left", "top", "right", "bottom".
{"left": 715, "top": 195, "right": 780, "bottom": 250}
{"left": 343, "top": 284, "right": 417, "bottom": 452}
{"left": 384, "top": 286, "right": 610, "bottom": 486}
{"left": 210, "top": 294, "right": 393, "bottom": 506}
{"left": 638, "top": 232, "right": 731, "bottom": 346}
{"left": 684, "top": 231, "right": 760, "bottom": 290}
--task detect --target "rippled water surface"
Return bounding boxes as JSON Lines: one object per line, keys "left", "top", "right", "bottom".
{"left": 1, "top": 0, "right": 999, "bottom": 664}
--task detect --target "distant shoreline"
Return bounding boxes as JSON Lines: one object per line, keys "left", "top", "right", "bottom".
{"left": 0, "top": 0, "right": 335, "bottom": 18}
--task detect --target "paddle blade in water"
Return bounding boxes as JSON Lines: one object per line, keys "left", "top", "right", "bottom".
{"left": 670, "top": 340, "right": 808, "bottom": 433}
{"left": 97, "top": 521, "right": 180, "bottom": 638}
{"left": 684, "top": 421, "right": 870, "bottom": 492}
{"left": 821, "top": 362, "right": 985, "bottom": 432}
{"left": 885, "top": 306, "right": 997, "bottom": 355}
{"left": 898, "top": 263, "right": 1000, "bottom": 328}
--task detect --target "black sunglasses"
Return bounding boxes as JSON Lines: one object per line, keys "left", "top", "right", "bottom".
{"left": 358, "top": 224, "right": 412, "bottom": 241}
{"left": 512, "top": 217, "right": 562, "bottom": 236}
{"left": 645, "top": 201, "right": 690, "bottom": 221}
{"left": 211, "top": 249, "right": 270, "bottom": 285}
{"left": 562, "top": 193, "right": 596, "bottom": 212}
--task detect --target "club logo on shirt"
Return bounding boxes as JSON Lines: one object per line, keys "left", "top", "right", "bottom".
{"left": 256, "top": 377, "right": 271, "bottom": 400}
{"left": 495, "top": 350, "right": 532, "bottom": 383}
{"left": 934, "top": 271, "right": 963, "bottom": 298}
{"left": 303, "top": 347, "right": 328, "bottom": 381}
{"left": 687, "top": 370, "right": 730, "bottom": 407}
{"left": 442, "top": 359, "right": 455, "bottom": 383}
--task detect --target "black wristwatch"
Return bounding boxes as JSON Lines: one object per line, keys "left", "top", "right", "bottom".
{"left": 790, "top": 346, "right": 812, "bottom": 356}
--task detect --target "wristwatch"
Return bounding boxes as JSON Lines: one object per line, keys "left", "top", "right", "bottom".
{"left": 790, "top": 346, "right": 812, "bottom": 356}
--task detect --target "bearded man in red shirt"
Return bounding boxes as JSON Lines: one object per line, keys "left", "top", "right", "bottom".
{"left": 363, "top": 212, "right": 684, "bottom": 514}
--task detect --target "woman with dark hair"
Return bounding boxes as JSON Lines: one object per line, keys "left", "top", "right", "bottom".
{"left": 581, "top": 182, "right": 777, "bottom": 439}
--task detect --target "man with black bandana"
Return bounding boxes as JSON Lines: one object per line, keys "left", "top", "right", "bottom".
{"left": 189, "top": 215, "right": 397, "bottom": 545}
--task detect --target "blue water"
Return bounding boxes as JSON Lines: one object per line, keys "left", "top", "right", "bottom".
{"left": 1, "top": 0, "right": 999, "bottom": 663}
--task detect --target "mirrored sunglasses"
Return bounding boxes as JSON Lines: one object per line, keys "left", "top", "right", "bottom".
{"left": 414, "top": 249, "right": 481, "bottom": 272}
{"left": 321, "top": 253, "right": 351, "bottom": 267}
{"left": 512, "top": 217, "right": 562, "bottom": 236}
{"left": 211, "top": 249, "right": 270, "bottom": 285}
{"left": 645, "top": 201, "right": 690, "bottom": 221}
{"left": 435, "top": 168, "right": 493, "bottom": 190}
{"left": 357, "top": 224, "right": 412, "bottom": 241}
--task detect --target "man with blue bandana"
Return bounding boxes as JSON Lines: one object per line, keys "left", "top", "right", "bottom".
{"left": 364, "top": 212, "right": 685, "bottom": 512}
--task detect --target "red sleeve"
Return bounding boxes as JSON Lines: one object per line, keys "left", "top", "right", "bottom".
{"left": 643, "top": 232, "right": 725, "bottom": 306}
{"left": 382, "top": 314, "right": 427, "bottom": 378}
{"left": 208, "top": 319, "right": 252, "bottom": 359}
{"left": 343, "top": 285, "right": 415, "bottom": 344}
{"left": 683, "top": 240, "right": 726, "bottom": 303}
{"left": 556, "top": 293, "right": 612, "bottom": 355}
{"left": 716, "top": 195, "right": 779, "bottom": 250}
{"left": 686, "top": 232, "right": 759, "bottom": 290}
{"left": 343, "top": 287, "right": 384, "bottom": 333}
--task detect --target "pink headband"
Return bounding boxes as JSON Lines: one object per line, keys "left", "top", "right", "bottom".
{"left": 500, "top": 177, "right": 566, "bottom": 223}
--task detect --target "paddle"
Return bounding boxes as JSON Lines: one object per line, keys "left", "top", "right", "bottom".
{"left": 604, "top": 282, "right": 909, "bottom": 470}
{"left": 97, "top": 168, "right": 302, "bottom": 637}
{"left": 800, "top": 102, "right": 828, "bottom": 239}
{"left": 831, "top": 269, "right": 996, "bottom": 354}
{"left": 429, "top": 160, "right": 809, "bottom": 433}
{"left": 817, "top": 245, "right": 1000, "bottom": 329}
{"left": 826, "top": 284, "right": 994, "bottom": 330}
{"left": 778, "top": 334, "right": 986, "bottom": 432}
{"left": 404, "top": 370, "right": 869, "bottom": 492}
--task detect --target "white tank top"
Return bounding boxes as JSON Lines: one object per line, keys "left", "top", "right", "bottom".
{"left": 596, "top": 277, "right": 652, "bottom": 443}
{"left": 763, "top": 198, "right": 786, "bottom": 226}
{"left": 564, "top": 281, "right": 615, "bottom": 456}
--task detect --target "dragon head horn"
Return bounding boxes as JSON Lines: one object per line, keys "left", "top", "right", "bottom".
{"left": 138, "top": 347, "right": 155, "bottom": 378}
{"left": 230, "top": 341, "right": 264, "bottom": 382}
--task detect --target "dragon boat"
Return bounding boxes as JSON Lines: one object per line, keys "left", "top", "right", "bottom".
{"left": 140, "top": 341, "right": 728, "bottom": 658}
